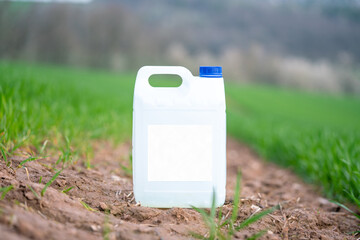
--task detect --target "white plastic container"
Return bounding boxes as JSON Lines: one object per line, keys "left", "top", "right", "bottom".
{"left": 132, "top": 66, "right": 226, "bottom": 208}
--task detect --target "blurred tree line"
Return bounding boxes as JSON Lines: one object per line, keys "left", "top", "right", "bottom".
{"left": 0, "top": 1, "right": 162, "bottom": 69}
{"left": 1, "top": 0, "right": 360, "bottom": 92}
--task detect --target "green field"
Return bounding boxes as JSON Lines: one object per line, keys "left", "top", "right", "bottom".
{"left": 0, "top": 61, "right": 359, "bottom": 207}
{"left": 227, "top": 85, "right": 360, "bottom": 205}
{"left": 0, "top": 62, "right": 134, "bottom": 159}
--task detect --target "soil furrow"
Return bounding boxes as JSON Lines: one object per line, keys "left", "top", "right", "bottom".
{"left": 0, "top": 138, "right": 358, "bottom": 239}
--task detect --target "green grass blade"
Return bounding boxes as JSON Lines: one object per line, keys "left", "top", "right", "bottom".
{"left": 80, "top": 200, "right": 97, "bottom": 212}
{"left": 120, "top": 153, "right": 133, "bottom": 177}
{"left": 192, "top": 204, "right": 218, "bottom": 239}
{"left": 192, "top": 205, "right": 212, "bottom": 228}
{"left": 0, "top": 185, "right": 14, "bottom": 200}
{"left": 27, "top": 185, "right": 40, "bottom": 200}
{"left": 55, "top": 154, "right": 62, "bottom": 166}
{"left": 218, "top": 206, "right": 223, "bottom": 223}
{"left": 209, "top": 190, "right": 217, "bottom": 239}
{"left": 39, "top": 140, "right": 48, "bottom": 154}
{"left": 103, "top": 214, "right": 111, "bottom": 240}
{"left": 345, "top": 190, "right": 360, "bottom": 209}
{"left": 330, "top": 200, "right": 360, "bottom": 220}
{"left": 236, "top": 205, "right": 279, "bottom": 231}
{"left": 18, "top": 157, "right": 40, "bottom": 168}
{"left": 246, "top": 229, "right": 267, "bottom": 240}
{"left": 1, "top": 148, "right": 9, "bottom": 166}
{"left": 189, "top": 232, "right": 206, "bottom": 239}
{"left": 10, "top": 133, "right": 30, "bottom": 154}
{"left": 231, "top": 171, "right": 242, "bottom": 224}
{"left": 219, "top": 218, "right": 230, "bottom": 228}
{"left": 62, "top": 186, "right": 74, "bottom": 193}
{"left": 41, "top": 169, "right": 62, "bottom": 197}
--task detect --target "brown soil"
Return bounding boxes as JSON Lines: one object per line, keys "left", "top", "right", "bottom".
{"left": 0, "top": 138, "right": 359, "bottom": 240}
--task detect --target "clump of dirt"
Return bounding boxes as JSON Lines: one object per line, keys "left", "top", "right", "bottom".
{"left": 0, "top": 139, "right": 359, "bottom": 239}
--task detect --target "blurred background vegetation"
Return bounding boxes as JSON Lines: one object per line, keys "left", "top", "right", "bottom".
{"left": 1, "top": 0, "right": 360, "bottom": 92}
{"left": 0, "top": 0, "right": 359, "bottom": 207}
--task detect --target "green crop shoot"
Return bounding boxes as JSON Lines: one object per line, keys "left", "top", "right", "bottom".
{"left": 1, "top": 148, "right": 10, "bottom": 167}
{"left": 192, "top": 172, "right": 279, "bottom": 240}
{"left": 0, "top": 185, "right": 14, "bottom": 200}
{"left": 41, "top": 169, "right": 62, "bottom": 197}
{"left": 80, "top": 200, "right": 97, "bottom": 212}
{"left": 27, "top": 185, "right": 40, "bottom": 200}
{"left": 120, "top": 153, "right": 133, "bottom": 177}
{"left": 103, "top": 214, "right": 111, "bottom": 240}
{"left": 62, "top": 186, "right": 74, "bottom": 194}
{"left": 18, "top": 156, "right": 41, "bottom": 168}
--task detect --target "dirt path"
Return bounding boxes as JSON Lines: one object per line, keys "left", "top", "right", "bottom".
{"left": 0, "top": 139, "right": 359, "bottom": 240}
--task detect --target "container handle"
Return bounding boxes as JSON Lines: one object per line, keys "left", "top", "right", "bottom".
{"left": 135, "top": 66, "right": 193, "bottom": 91}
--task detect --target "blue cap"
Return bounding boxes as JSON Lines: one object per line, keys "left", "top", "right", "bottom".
{"left": 199, "top": 66, "right": 222, "bottom": 78}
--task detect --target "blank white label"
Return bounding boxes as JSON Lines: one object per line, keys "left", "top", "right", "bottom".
{"left": 147, "top": 125, "right": 213, "bottom": 181}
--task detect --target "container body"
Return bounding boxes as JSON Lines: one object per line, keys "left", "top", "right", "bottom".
{"left": 132, "top": 66, "right": 226, "bottom": 208}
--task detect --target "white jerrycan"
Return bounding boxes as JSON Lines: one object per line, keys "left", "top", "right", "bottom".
{"left": 132, "top": 66, "right": 226, "bottom": 208}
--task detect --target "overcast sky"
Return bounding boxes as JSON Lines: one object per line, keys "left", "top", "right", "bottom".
{"left": 8, "top": 0, "right": 91, "bottom": 3}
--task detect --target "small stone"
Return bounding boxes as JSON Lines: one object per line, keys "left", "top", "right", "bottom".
{"left": 25, "top": 190, "right": 36, "bottom": 200}
{"left": 111, "top": 175, "right": 121, "bottom": 181}
{"left": 317, "top": 197, "right": 331, "bottom": 206}
{"left": 250, "top": 204, "right": 261, "bottom": 213}
{"left": 320, "top": 234, "right": 330, "bottom": 240}
{"left": 55, "top": 179, "right": 66, "bottom": 187}
{"left": 90, "top": 224, "right": 101, "bottom": 232}
{"left": 99, "top": 202, "right": 109, "bottom": 211}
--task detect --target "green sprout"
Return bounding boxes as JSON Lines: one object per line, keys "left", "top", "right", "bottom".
{"left": 0, "top": 185, "right": 14, "bottom": 200}
{"left": 192, "top": 172, "right": 279, "bottom": 240}
{"left": 41, "top": 169, "right": 62, "bottom": 197}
